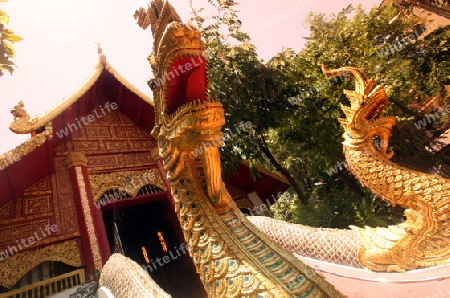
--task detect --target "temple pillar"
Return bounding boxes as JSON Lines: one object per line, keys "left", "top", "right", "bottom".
{"left": 65, "top": 152, "right": 110, "bottom": 273}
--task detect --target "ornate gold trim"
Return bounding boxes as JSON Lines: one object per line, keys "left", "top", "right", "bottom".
{"left": 89, "top": 169, "right": 167, "bottom": 202}
{"left": 65, "top": 152, "right": 88, "bottom": 169}
{"left": 104, "top": 62, "right": 154, "bottom": 106}
{"left": 1, "top": 269, "right": 85, "bottom": 298}
{"left": 0, "top": 122, "right": 52, "bottom": 169}
{"left": 75, "top": 167, "right": 103, "bottom": 270}
{"left": 0, "top": 239, "right": 82, "bottom": 289}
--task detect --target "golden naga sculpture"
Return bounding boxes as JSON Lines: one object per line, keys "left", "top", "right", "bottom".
{"left": 322, "top": 65, "right": 450, "bottom": 272}
{"left": 251, "top": 66, "right": 450, "bottom": 273}
{"left": 99, "top": 1, "right": 449, "bottom": 295}
{"left": 130, "top": 0, "right": 342, "bottom": 296}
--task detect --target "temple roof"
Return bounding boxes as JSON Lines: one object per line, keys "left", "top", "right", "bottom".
{"left": 0, "top": 52, "right": 289, "bottom": 206}
{"left": 9, "top": 53, "right": 153, "bottom": 135}
{"left": 0, "top": 53, "right": 156, "bottom": 205}
{"left": 225, "top": 161, "right": 290, "bottom": 204}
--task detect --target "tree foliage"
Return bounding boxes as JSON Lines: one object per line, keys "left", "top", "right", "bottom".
{"left": 190, "top": 1, "right": 450, "bottom": 228}
{"left": 269, "top": 4, "right": 449, "bottom": 227}
{"left": 0, "top": 0, "right": 22, "bottom": 76}
{"left": 189, "top": 0, "right": 313, "bottom": 204}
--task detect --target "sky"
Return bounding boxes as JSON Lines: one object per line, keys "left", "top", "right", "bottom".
{"left": 0, "top": 0, "right": 380, "bottom": 154}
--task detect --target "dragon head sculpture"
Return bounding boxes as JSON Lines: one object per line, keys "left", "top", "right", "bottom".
{"left": 321, "top": 65, "right": 397, "bottom": 159}
{"left": 135, "top": 0, "right": 224, "bottom": 131}
{"left": 133, "top": 5, "right": 346, "bottom": 296}
{"left": 135, "top": 0, "right": 229, "bottom": 210}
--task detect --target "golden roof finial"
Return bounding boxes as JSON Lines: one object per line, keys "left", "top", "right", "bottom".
{"left": 96, "top": 42, "right": 102, "bottom": 54}
{"left": 95, "top": 41, "right": 106, "bottom": 65}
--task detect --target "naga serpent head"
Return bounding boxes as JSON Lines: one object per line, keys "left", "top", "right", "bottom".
{"left": 321, "top": 65, "right": 396, "bottom": 159}
{"left": 135, "top": 0, "right": 225, "bottom": 145}
{"left": 135, "top": 0, "right": 229, "bottom": 210}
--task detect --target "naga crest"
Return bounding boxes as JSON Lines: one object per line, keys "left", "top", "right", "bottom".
{"left": 134, "top": 0, "right": 224, "bottom": 140}
{"left": 321, "top": 65, "right": 396, "bottom": 158}
{"left": 135, "top": 0, "right": 228, "bottom": 209}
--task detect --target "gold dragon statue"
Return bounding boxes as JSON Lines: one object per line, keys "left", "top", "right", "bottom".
{"left": 99, "top": 0, "right": 449, "bottom": 296}
{"left": 126, "top": 0, "right": 342, "bottom": 297}
{"left": 322, "top": 65, "right": 450, "bottom": 271}
{"left": 250, "top": 65, "right": 450, "bottom": 273}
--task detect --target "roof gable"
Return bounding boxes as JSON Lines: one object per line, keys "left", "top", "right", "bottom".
{"left": 0, "top": 55, "right": 155, "bottom": 204}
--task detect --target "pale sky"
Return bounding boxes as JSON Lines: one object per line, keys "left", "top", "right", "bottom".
{"left": 0, "top": 0, "right": 380, "bottom": 154}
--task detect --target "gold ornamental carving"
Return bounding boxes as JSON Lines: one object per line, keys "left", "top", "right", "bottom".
{"left": 55, "top": 157, "right": 80, "bottom": 234}
{"left": 65, "top": 152, "right": 88, "bottom": 169}
{"left": 0, "top": 240, "right": 82, "bottom": 289}
{"left": 9, "top": 101, "right": 37, "bottom": 134}
{"left": 75, "top": 167, "right": 103, "bottom": 270}
{"left": 89, "top": 169, "right": 166, "bottom": 202}
{"left": 0, "top": 123, "right": 52, "bottom": 170}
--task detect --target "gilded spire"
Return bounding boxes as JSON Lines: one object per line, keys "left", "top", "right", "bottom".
{"left": 95, "top": 41, "right": 106, "bottom": 65}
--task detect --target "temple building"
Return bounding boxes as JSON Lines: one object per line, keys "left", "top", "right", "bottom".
{"left": 0, "top": 52, "right": 289, "bottom": 298}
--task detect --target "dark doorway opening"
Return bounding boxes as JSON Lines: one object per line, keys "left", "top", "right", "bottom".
{"left": 102, "top": 200, "right": 206, "bottom": 297}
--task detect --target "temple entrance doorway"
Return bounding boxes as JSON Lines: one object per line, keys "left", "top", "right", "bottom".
{"left": 102, "top": 197, "right": 206, "bottom": 297}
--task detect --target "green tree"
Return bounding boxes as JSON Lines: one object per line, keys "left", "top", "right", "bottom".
{"left": 0, "top": 0, "right": 22, "bottom": 76}
{"left": 190, "top": 1, "right": 450, "bottom": 227}
{"left": 189, "top": 0, "right": 313, "bottom": 205}
{"left": 270, "top": 4, "right": 449, "bottom": 227}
